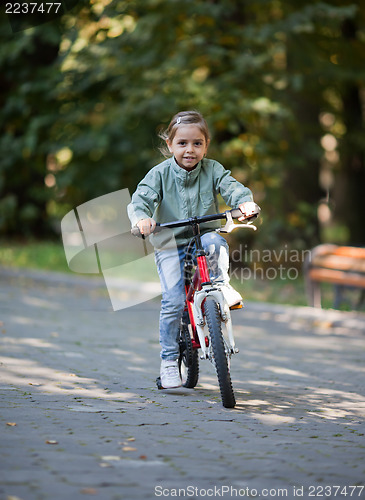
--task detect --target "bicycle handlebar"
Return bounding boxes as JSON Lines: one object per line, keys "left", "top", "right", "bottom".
{"left": 131, "top": 204, "right": 261, "bottom": 238}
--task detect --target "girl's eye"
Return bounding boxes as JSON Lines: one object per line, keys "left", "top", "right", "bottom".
{"left": 176, "top": 140, "right": 203, "bottom": 146}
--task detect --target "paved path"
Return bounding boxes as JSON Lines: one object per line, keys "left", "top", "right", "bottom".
{"left": 0, "top": 268, "right": 364, "bottom": 500}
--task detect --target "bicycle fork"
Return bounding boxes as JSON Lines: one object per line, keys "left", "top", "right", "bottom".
{"left": 192, "top": 285, "right": 237, "bottom": 360}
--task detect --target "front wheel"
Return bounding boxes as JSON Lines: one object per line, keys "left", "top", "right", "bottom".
{"left": 204, "top": 297, "right": 236, "bottom": 408}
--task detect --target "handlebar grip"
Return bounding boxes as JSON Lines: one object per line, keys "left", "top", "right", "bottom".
{"left": 131, "top": 223, "right": 162, "bottom": 238}
{"left": 131, "top": 226, "right": 145, "bottom": 239}
{"left": 230, "top": 208, "right": 242, "bottom": 219}
{"left": 230, "top": 204, "right": 261, "bottom": 220}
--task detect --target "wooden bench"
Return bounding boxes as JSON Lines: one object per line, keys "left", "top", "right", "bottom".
{"left": 304, "top": 244, "right": 365, "bottom": 309}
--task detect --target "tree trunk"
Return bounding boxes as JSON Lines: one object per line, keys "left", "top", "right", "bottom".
{"left": 336, "top": 19, "right": 365, "bottom": 245}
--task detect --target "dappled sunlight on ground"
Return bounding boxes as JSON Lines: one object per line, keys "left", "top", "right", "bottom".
{"left": 265, "top": 366, "right": 311, "bottom": 378}
{"left": 231, "top": 384, "right": 365, "bottom": 422}
{"left": 0, "top": 355, "right": 141, "bottom": 402}
{"left": 245, "top": 413, "right": 297, "bottom": 425}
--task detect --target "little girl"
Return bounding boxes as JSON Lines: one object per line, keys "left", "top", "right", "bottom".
{"left": 128, "top": 110, "right": 257, "bottom": 389}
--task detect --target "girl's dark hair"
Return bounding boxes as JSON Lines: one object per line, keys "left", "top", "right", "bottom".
{"left": 158, "top": 110, "right": 210, "bottom": 157}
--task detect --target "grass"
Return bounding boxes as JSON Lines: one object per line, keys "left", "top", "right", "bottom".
{"left": 1, "top": 239, "right": 362, "bottom": 311}
{"left": 0, "top": 239, "right": 71, "bottom": 273}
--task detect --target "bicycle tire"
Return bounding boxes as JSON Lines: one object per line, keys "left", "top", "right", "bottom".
{"left": 204, "top": 297, "right": 236, "bottom": 408}
{"left": 178, "top": 312, "right": 199, "bottom": 388}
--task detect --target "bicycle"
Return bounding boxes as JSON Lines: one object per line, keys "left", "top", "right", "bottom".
{"left": 132, "top": 204, "right": 260, "bottom": 408}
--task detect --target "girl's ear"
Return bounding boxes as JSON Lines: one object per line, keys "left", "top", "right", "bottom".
{"left": 166, "top": 140, "right": 173, "bottom": 154}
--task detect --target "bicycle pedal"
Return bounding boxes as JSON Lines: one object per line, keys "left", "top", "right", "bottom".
{"left": 156, "top": 376, "right": 163, "bottom": 390}
{"left": 230, "top": 302, "right": 243, "bottom": 310}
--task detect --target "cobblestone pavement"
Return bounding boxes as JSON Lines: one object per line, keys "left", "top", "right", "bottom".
{"left": 0, "top": 269, "right": 364, "bottom": 500}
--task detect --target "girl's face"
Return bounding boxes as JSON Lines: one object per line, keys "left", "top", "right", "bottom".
{"left": 167, "top": 125, "right": 210, "bottom": 171}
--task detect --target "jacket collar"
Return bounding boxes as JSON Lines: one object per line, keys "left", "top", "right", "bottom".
{"left": 171, "top": 156, "right": 202, "bottom": 180}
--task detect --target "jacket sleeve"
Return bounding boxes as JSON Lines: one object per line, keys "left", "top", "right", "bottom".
{"left": 213, "top": 161, "right": 253, "bottom": 207}
{"left": 127, "top": 169, "right": 161, "bottom": 227}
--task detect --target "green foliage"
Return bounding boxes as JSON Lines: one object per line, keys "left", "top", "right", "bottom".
{"left": 0, "top": 239, "right": 70, "bottom": 272}
{"left": 0, "top": 22, "right": 63, "bottom": 235}
{"left": 1, "top": 0, "right": 364, "bottom": 247}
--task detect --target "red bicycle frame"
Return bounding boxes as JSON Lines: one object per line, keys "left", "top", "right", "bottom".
{"left": 183, "top": 221, "right": 211, "bottom": 350}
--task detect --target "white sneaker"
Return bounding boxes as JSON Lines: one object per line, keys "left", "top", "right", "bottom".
{"left": 221, "top": 284, "right": 243, "bottom": 308}
{"left": 160, "top": 359, "right": 182, "bottom": 389}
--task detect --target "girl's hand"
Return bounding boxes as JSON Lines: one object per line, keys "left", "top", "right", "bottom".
{"left": 137, "top": 218, "right": 156, "bottom": 236}
{"left": 237, "top": 201, "right": 257, "bottom": 221}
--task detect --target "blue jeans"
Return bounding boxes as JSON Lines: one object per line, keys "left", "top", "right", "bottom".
{"left": 154, "top": 232, "right": 229, "bottom": 361}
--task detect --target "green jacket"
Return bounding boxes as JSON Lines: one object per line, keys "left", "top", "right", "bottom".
{"left": 127, "top": 157, "right": 253, "bottom": 246}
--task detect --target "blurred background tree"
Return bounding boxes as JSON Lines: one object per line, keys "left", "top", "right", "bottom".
{"left": 1, "top": 0, "right": 364, "bottom": 249}
{"left": 0, "top": 21, "right": 62, "bottom": 235}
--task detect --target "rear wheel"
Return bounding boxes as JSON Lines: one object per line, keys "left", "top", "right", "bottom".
{"left": 178, "top": 311, "right": 199, "bottom": 388}
{"left": 204, "top": 297, "right": 236, "bottom": 408}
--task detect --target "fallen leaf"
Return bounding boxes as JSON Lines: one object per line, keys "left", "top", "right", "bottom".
{"left": 313, "top": 320, "right": 333, "bottom": 329}
{"left": 122, "top": 446, "right": 137, "bottom": 452}
{"left": 2, "top": 330, "right": 6, "bottom": 334}
{"left": 6, "top": 496, "right": 23, "bottom": 500}
{"left": 45, "top": 440, "right": 58, "bottom": 445}
{"left": 119, "top": 437, "right": 136, "bottom": 445}
{"left": 6, "top": 422, "right": 17, "bottom": 426}
{"left": 100, "top": 456, "right": 121, "bottom": 461}
{"left": 80, "top": 488, "right": 98, "bottom": 495}
{"left": 139, "top": 455, "right": 147, "bottom": 460}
